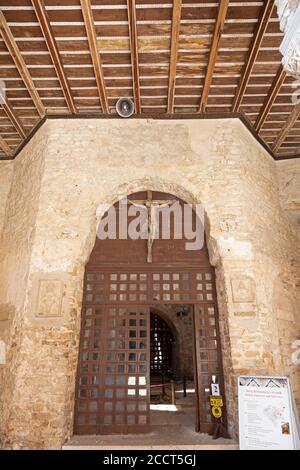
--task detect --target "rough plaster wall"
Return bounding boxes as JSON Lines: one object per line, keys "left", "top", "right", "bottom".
{"left": 0, "top": 161, "right": 13, "bottom": 238}
{"left": 0, "top": 128, "right": 49, "bottom": 448}
{"left": 0, "top": 118, "right": 299, "bottom": 449}
{"left": 276, "top": 159, "right": 300, "bottom": 229}
{"left": 275, "top": 159, "right": 300, "bottom": 407}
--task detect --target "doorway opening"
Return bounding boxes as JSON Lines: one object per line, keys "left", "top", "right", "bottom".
{"left": 150, "top": 307, "right": 197, "bottom": 432}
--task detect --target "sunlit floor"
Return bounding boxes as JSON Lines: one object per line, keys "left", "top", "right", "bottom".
{"left": 64, "top": 424, "right": 237, "bottom": 450}
{"left": 150, "top": 404, "right": 179, "bottom": 411}
{"left": 150, "top": 402, "right": 195, "bottom": 427}
{"left": 149, "top": 377, "right": 194, "bottom": 421}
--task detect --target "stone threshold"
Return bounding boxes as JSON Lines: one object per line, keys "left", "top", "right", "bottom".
{"left": 62, "top": 432, "right": 238, "bottom": 451}
{"left": 62, "top": 444, "right": 238, "bottom": 450}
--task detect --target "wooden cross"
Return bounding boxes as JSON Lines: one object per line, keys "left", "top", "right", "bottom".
{"left": 130, "top": 190, "right": 175, "bottom": 263}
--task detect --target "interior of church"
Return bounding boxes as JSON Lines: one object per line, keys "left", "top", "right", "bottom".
{"left": 0, "top": 0, "right": 299, "bottom": 452}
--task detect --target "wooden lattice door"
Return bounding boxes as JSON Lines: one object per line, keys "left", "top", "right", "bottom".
{"left": 75, "top": 298, "right": 150, "bottom": 434}
{"left": 193, "top": 273, "right": 227, "bottom": 434}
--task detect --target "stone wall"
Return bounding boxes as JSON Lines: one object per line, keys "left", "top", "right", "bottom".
{"left": 0, "top": 160, "right": 13, "bottom": 361}
{"left": 0, "top": 118, "right": 299, "bottom": 449}
{"left": 0, "top": 161, "right": 13, "bottom": 237}
{"left": 0, "top": 128, "right": 49, "bottom": 448}
{"left": 276, "top": 158, "right": 300, "bottom": 228}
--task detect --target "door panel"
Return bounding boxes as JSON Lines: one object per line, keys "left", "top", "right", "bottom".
{"left": 193, "top": 301, "right": 227, "bottom": 433}
{"left": 75, "top": 304, "right": 150, "bottom": 434}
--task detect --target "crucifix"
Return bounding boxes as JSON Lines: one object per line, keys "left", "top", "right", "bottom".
{"left": 130, "top": 190, "right": 175, "bottom": 263}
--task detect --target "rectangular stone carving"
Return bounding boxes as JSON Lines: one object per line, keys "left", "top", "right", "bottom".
{"left": 36, "top": 279, "right": 63, "bottom": 318}
{"left": 231, "top": 277, "right": 255, "bottom": 303}
{"left": 234, "top": 311, "right": 256, "bottom": 317}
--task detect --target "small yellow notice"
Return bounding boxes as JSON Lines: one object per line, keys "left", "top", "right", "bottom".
{"left": 210, "top": 396, "right": 223, "bottom": 407}
{"left": 211, "top": 406, "right": 222, "bottom": 419}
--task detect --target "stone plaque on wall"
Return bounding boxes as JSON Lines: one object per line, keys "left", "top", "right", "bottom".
{"left": 36, "top": 279, "right": 64, "bottom": 318}
{"left": 231, "top": 277, "right": 255, "bottom": 303}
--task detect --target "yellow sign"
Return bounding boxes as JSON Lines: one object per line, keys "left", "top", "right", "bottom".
{"left": 212, "top": 406, "right": 222, "bottom": 419}
{"left": 210, "top": 396, "right": 223, "bottom": 407}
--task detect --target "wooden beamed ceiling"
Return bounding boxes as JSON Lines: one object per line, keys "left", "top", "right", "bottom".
{"left": 31, "top": 0, "right": 77, "bottom": 113}
{"left": 200, "top": 0, "right": 229, "bottom": 112}
{"left": 0, "top": 0, "right": 299, "bottom": 160}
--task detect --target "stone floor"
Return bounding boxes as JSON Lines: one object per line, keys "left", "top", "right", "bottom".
{"left": 63, "top": 404, "right": 238, "bottom": 450}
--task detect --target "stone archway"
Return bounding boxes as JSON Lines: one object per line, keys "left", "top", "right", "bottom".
{"left": 72, "top": 186, "right": 233, "bottom": 438}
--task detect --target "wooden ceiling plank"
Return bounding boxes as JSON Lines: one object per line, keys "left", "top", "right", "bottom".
{"left": 0, "top": 11, "right": 45, "bottom": 118}
{"left": 80, "top": 0, "right": 109, "bottom": 113}
{"left": 232, "top": 0, "right": 275, "bottom": 112}
{"left": 1, "top": 101, "right": 26, "bottom": 139}
{"left": 167, "top": 0, "right": 182, "bottom": 114}
{"left": 199, "top": 0, "right": 229, "bottom": 112}
{"left": 0, "top": 135, "right": 12, "bottom": 156}
{"left": 31, "top": 0, "right": 76, "bottom": 114}
{"left": 273, "top": 103, "right": 300, "bottom": 153}
{"left": 255, "top": 65, "right": 286, "bottom": 132}
{"left": 127, "top": 0, "right": 141, "bottom": 114}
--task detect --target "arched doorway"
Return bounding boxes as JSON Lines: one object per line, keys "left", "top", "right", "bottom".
{"left": 74, "top": 191, "right": 226, "bottom": 435}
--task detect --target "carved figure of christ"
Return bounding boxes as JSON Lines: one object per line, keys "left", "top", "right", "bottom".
{"left": 129, "top": 190, "right": 175, "bottom": 263}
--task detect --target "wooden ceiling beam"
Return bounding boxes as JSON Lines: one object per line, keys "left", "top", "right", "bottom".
{"left": 255, "top": 65, "right": 286, "bottom": 132}
{"left": 31, "top": 0, "right": 76, "bottom": 114}
{"left": 199, "top": 0, "right": 229, "bottom": 112}
{"left": 273, "top": 103, "right": 300, "bottom": 153}
{"left": 232, "top": 0, "right": 275, "bottom": 112}
{"left": 0, "top": 87, "right": 26, "bottom": 138}
{"left": 0, "top": 136, "right": 12, "bottom": 157}
{"left": 167, "top": 0, "right": 182, "bottom": 114}
{"left": 1, "top": 101, "right": 26, "bottom": 139}
{"left": 127, "top": 0, "right": 141, "bottom": 114}
{"left": 80, "top": 0, "right": 109, "bottom": 113}
{"left": 0, "top": 10, "right": 45, "bottom": 118}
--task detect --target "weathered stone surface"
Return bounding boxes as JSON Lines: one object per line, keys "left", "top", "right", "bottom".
{"left": 276, "top": 158, "right": 300, "bottom": 229}
{"left": 35, "top": 278, "right": 64, "bottom": 318}
{"left": 276, "top": 0, "right": 300, "bottom": 76}
{"left": 276, "top": 0, "right": 300, "bottom": 31}
{"left": 231, "top": 276, "right": 256, "bottom": 303}
{"left": 0, "top": 161, "right": 13, "bottom": 237}
{"left": 0, "top": 118, "right": 299, "bottom": 449}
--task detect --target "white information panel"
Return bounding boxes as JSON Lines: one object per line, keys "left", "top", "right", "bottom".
{"left": 238, "top": 376, "right": 300, "bottom": 450}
